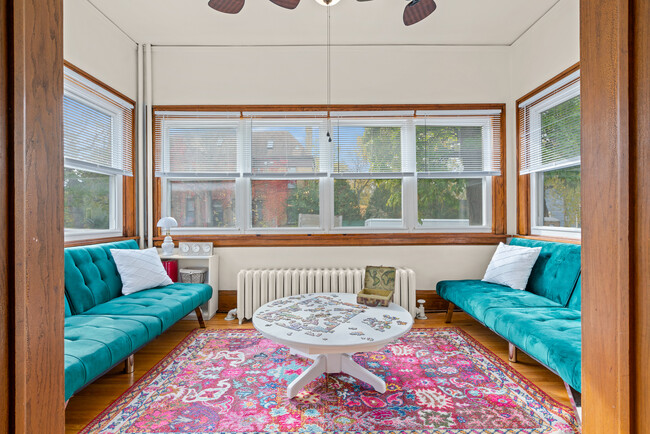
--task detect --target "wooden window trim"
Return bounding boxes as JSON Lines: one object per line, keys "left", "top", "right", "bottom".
{"left": 153, "top": 104, "right": 506, "bottom": 247}
{"left": 516, "top": 63, "right": 580, "bottom": 237}
{"left": 63, "top": 61, "right": 137, "bottom": 246}
{"left": 64, "top": 236, "right": 140, "bottom": 248}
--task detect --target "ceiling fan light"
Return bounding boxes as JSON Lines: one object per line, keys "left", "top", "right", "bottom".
{"left": 314, "top": 0, "right": 341, "bottom": 6}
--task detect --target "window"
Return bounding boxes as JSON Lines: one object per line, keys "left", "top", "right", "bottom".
{"left": 518, "top": 67, "right": 581, "bottom": 238}
{"left": 63, "top": 66, "right": 134, "bottom": 242}
{"left": 154, "top": 107, "right": 503, "bottom": 237}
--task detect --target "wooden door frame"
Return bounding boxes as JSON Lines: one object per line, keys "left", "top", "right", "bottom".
{"left": 581, "top": 0, "right": 649, "bottom": 432}
{"left": 0, "top": 0, "right": 65, "bottom": 432}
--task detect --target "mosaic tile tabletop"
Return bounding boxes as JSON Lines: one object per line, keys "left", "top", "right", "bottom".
{"left": 252, "top": 293, "right": 413, "bottom": 350}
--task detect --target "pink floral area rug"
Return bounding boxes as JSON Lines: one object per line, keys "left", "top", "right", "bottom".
{"left": 81, "top": 328, "right": 580, "bottom": 433}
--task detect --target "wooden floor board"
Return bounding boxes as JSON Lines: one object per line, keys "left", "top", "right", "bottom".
{"left": 65, "top": 312, "right": 572, "bottom": 433}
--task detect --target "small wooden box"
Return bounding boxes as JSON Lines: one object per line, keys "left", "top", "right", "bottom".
{"left": 357, "top": 288, "right": 394, "bottom": 307}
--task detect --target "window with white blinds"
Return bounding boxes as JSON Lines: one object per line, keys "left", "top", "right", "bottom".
{"left": 518, "top": 69, "right": 581, "bottom": 235}
{"left": 519, "top": 71, "right": 581, "bottom": 175}
{"left": 63, "top": 66, "right": 134, "bottom": 240}
{"left": 154, "top": 112, "right": 240, "bottom": 177}
{"left": 154, "top": 107, "right": 504, "bottom": 233}
{"left": 63, "top": 67, "right": 134, "bottom": 176}
{"left": 415, "top": 110, "right": 502, "bottom": 177}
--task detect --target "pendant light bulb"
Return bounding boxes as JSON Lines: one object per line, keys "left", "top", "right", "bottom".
{"left": 314, "top": 0, "right": 341, "bottom": 5}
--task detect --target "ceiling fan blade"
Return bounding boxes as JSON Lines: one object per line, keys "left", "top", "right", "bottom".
{"left": 208, "top": 0, "right": 245, "bottom": 14}
{"left": 269, "top": 0, "right": 300, "bottom": 9}
{"left": 403, "top": 0, "right": 436, "bottom": 26}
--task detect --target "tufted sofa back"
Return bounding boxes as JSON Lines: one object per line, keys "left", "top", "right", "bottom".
{"left": 64, "top": 240, "right": 139, "bottom": 314}
{"left": 566, "top": 274, "right": 581, "bottom": 312}
{"left": 509, "top": 238, "right": 581, "bottom": 306}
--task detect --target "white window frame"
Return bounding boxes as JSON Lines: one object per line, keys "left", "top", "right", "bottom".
{"left": 527, "top": 83, "right": 581, "bottom": 238}
{"left": 63, "top": 89, "right": 125, "bottom": 242}
{"left": 159, "top": 110, "right": 501, "bottom": 235}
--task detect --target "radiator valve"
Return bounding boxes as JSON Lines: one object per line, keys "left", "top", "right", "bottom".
{"left": 225, "top": 308, "right": 237, "bottom": 321}
{"left": 416, "top": 299, "right": 428, "bottom": 320}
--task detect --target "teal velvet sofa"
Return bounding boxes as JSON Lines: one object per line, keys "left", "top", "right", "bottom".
{"left": 437, "top": 238, "right": 582, "bottom": 393}
{"left": 64, "top": 240, "right": 212, "bottom": 402}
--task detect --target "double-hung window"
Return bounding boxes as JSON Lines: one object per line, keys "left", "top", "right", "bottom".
{"left": 155, "top": 107, "right": 503, "bottom": 236}
{"left": 519, "top": 70, "right": 581, "bottom": 238}
{"left": 331, "top": 112, "right": 412, "bottom": 229}
{"left": 63, "top": 66, "right": 134, "bottom": 241}
{"left": 245, "top": 112, "right": 327, "bottom": 230}
{"left": 155, "top": 112, "right": 241, "bottom": 232}
{"left": 415, "top": 110, "right": 502, "bottom": 230}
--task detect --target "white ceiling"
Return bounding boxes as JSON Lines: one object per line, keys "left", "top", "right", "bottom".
{"left": 87, "top": 0, "right": 560, "bottom": 47}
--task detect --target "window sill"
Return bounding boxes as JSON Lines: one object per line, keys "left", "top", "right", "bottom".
{"left": 64, "top": 236, "right": 139, "bottom": 248}
{"left": 153, "top": 232, "right": 506, "bottom": 248}
{"left": 513, "top": 235, "right": 581, "bottom": 245}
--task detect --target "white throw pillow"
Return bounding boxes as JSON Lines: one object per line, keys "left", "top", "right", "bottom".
{"left": 110, "top": 247, "right": 173, "bottom": 295}
{"left": 482, "top": 242, "right": 542, "bottom": 290}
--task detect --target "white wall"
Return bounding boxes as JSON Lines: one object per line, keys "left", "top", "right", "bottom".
{"left": 64, "top": 0, "right": 138, "bottom": 98}
{"left": 215, "top": 245, "right": 496, "bottom": 291}
{"left": 152, "top": 45, "right": 510, "bottom": 105}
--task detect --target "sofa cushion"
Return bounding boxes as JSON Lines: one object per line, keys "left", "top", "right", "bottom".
{"left": 566, "top": 275, "right": 581, "bottom": 312}
{"left": 81, "top": 283, "right": 212, "bottom": 331}
{"left": 65, "top": 240, "right": 140, "bottom": 314}
{"left": 486, "top": 307, "right": 582, "bottom": 392}
{"left": 64, "top": 355, "right": 86, "bottom": 401}
{"left": 437, "top": 279, "right": 562, "bottom": 322}
{"left": 64, "top": 314, "right": 160, "bottom": 399}
{"left": 508, "top": 238, "right": 581, "bottom": 306}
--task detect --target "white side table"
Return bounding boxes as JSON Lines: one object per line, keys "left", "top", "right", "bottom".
{"left": 159, "top": 250, "right": 219, "bottom": 320}
{"left": 253, "top": 292, "right": 413, "bottom": 398}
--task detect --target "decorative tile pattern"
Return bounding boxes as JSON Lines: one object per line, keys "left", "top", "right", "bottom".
{"left": 80, "top": 328, "right": 581, "bottom": 434}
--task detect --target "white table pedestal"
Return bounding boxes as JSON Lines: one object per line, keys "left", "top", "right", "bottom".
{"left": 287, "top": 349, "right": 386, "bottom": 398}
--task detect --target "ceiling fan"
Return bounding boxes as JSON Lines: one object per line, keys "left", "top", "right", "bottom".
{"left": 207, "top": 0, "right": 437, "bottom": 26}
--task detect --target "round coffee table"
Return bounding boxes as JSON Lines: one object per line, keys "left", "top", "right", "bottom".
{"left": 252, "top": 292, "right": 413, "bottom": 398}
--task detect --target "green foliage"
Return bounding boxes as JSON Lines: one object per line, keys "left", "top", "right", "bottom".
{"left": 543, "top": 167, "right": 581, "bottom": 228}
{"left": 333, "top": 180, "right": 362, "bottom": 223}
{"left": 286, "top": 180, "right": 320, "bottom": 225}
{"left": 364, "top": 179, "right": 401, "bottom": 220}
{"left": 417, "top": 179, "right": 467, "bottom": 220}
{"left": 540, "top": 96, "right": 581, "bottom": 164}
{"left": 64, "top": 168, "right": 110, "bottom": 229}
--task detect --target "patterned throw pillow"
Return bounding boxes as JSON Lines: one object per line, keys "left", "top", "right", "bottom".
{"left": 482, "top": 242, "right": 542, "bottom": 290}
{"left": 364, "top": 266, "right": 396, "bottom": 291}
{"left": 111, "top": 247, "right": 173, "bottom": 295}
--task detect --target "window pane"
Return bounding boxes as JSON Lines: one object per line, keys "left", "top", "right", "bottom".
{"left": 332, "top": 126, "right": 402, "bottom": 173}
{"left": 64, "top": 168, "right": 111, "bottom": 230}
{"left": 540, "top": 95, "right": 581, "bottom": 166}
{"left": 418, "top": 178, "right": 484, "bottom": 227}
{"left": 416, "top": 125, "right": 484, "bottom": 173}
{"left": 537, "top": 166, "right": 581, "bottom": 228}
{"left": 251, "top": 180, "right": 320, "bottom": 228}
{"left": 63, "top": 96, "right": 114, "bottom": 168}
{"left": 334, "top": 179, "right": 402, "bottom": 227}
{"left": 251, "top": 124, "right": 321, "bottom": 174}
{"left": 167, "top": 126, "right": 238, "bottom": 174}
{"left": 169, "top": 180, "right": 236, "bottom": 228}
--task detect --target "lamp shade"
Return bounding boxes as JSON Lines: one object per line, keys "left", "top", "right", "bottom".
{"left": 157, "top": 217, "right": 178, "bottom": 229}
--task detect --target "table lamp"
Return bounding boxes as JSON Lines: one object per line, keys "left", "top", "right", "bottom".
{"left": 157, "top": 217, "right": 178, "bottom": 256}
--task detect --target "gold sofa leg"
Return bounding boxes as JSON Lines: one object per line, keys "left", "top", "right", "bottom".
{"left": 124, "top": 354, "right": 135, "bottom": 374}
{"left": 445, "top": 303, "right": 455, "bottom": 323}
{"left": 195, "top": 307, "right": 206, "bottom": 328}
{"left": 508, "top": 343, "right": 518, "bottom": 363}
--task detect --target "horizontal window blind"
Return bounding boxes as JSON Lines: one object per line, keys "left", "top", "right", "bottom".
{"left": 63, "top": 67, "right": 134, "bottom": 176}
{"left": 243, "top": 112, "right": 326, "bottom": 177}
{"left": 154, "top": 111, "right": 240, "bottom": 177}
{"left": 519, "top": 71, "right": 581, "bottom": 174}
{"left": 330, "top": 112, "right": 411, "bottom": 176}
{"left": 415, "top": 110, "right": 502, "bottom": 177}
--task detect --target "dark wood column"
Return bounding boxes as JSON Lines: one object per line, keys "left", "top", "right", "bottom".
{"left": 581, "top": 0, "right": 649, "bottom": 431}
{"left": 0, "top": 0, "right": 65, "bottom": 432}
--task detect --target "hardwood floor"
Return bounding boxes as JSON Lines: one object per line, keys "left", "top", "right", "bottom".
{"left": 64, "top": 312, "right": 573, "bottom": 433}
